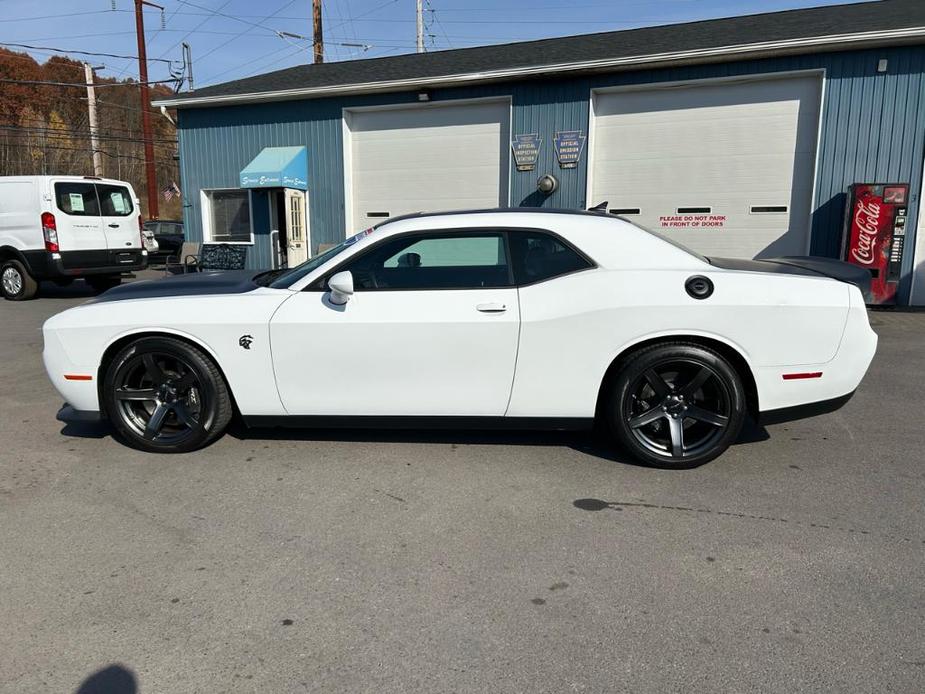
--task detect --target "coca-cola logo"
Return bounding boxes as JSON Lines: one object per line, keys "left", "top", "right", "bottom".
{"left": 851, "top": 199, "right": 881, "bottom": 265}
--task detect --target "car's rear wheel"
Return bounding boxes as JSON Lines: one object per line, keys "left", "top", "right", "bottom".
{"left": 607, "top": 343, "right": 746, "bottom": 468}
{"left": 102, "top": 336, "right": 232, "bottom": 453}
{"left": 1, "top": 259, "right": 38, "bottom": 300}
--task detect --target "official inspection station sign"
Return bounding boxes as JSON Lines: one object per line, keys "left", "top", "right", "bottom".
{"left": 512, "top": 133, "right": 541, "bottom": 171}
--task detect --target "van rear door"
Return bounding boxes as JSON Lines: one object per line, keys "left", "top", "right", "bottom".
{"left": 97, "top": 183, "right": 140, "bottom": 250}
{"left": 51, "top": 180, "right": 106, "bottom": 251}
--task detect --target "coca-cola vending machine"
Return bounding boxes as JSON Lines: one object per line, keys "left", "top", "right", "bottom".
{"left": 842, "top": 183, "right": 909, "bottom": 305}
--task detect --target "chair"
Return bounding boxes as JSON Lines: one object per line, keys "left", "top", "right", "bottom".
{"left": 164, "top": 241, "right": 201, "bottom": 275}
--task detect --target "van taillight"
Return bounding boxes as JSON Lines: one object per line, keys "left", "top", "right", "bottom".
{"left": 138, "top": 215, "right": 145, "bottom": 248}
{"left": 41, "top": 212, "right": 59, "bottom": 252}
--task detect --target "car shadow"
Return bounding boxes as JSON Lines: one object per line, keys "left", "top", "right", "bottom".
{"left": 38, "top": 279, "right": 100, "bottom": 299}
{"left": 227, "top": 417, "right": 770, "bottom": 468}
{"left": 57, "top": 411, "right": 770, "bottom": 468}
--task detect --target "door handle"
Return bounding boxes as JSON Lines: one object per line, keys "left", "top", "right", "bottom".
{"left": 108, "top": 223, "right": 120, "bottom": 228}
{"left": 476, "top": 302, "right": 507, "bottom": 313}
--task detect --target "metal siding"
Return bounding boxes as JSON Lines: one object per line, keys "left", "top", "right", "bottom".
{"left": 177, "top": 45, "right": 925, "bottom": 301}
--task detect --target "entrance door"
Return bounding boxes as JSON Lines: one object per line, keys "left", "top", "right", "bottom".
{"left": 285, "top": 188, "right": 309, "bottom": 265}
{"left": 269, "top": 231, "right": 519, "bottom": 416}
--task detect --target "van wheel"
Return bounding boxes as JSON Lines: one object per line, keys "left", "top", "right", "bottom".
{"left": 1, "top": 259, "right": 38, "bottom": 300}
{"left": 86, "top": 275, "right": 121, "bottom": 293}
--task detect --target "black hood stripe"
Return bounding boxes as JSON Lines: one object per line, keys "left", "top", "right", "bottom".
{"left": 90, "top": 270, "right": 261, "bottom": 303}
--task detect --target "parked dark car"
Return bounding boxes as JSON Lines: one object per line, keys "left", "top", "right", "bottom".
{"left": 143, "top": 220, "right": 185, "bottom": 262}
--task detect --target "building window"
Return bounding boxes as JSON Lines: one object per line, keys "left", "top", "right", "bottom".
{"left": 205, "top": 190, "right": 252, "bottom": 244}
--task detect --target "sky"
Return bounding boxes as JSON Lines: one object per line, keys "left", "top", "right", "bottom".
{"left": 0, "top": 0, "right": 868, "bottom": 89}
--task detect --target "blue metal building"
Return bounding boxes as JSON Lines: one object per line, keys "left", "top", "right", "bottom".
{"left": 155, "top": 0, "right": 925, "bottom": 304}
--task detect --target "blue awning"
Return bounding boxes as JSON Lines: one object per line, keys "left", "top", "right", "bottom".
{"left": 239, "top": 146, "right": 308, "bottom": 190}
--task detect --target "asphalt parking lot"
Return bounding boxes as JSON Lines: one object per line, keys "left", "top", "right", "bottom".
{"left": 1, "top": 273, "right": 924, "bottom": 693}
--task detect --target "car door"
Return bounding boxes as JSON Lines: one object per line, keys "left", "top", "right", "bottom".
{"left": 96, "top": 183, "right": 140, "bottom": 250}
{"left": 270, "top": 230, "right": 520, "bottom": 416}
{"left": 51, "top": 180, "right": 106, "bottom": 251}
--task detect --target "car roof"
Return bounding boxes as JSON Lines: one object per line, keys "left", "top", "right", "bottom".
{"left": 380, "top": 207, "right": 610, "bottom": 226}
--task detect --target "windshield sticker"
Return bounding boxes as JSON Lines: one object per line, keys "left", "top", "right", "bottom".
{"left": 344, "top": 227, "right": 374, "bottom": 246}
{"left": 69, "top": 193, "right": 85, "bottom": 212}
{"left": 110, "top": 192, "right": 126, "bottom": 213}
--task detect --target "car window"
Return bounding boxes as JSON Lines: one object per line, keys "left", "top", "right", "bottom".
{"left": 341, "top": 233, "right": 511, "bottom": 290}
{"left": 97, "top": 184, "right": 134, "bottom": 216}
{"left": 508, "top": 230, "right": 593, "bottom": 284}
{"left": 54, "top": 182, "right": 100, "bottom": 217}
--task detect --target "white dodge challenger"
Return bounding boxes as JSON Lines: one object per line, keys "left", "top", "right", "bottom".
{"left": 43, "top": 209, "right": 877, "bottom": 467}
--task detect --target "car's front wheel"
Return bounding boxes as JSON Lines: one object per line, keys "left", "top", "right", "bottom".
{"left": 607, "top": 342, "right": 746, "bottom": 468}
{"left": 102, "top": 336, "right": 232, "bottom": 453}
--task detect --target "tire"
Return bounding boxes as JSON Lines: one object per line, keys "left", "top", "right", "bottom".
{"left": 86, "top": 275, "right": 121, "bottom": 293}
{"left": 606, "top": 342, "right": 747, "bottom": 469}
{"left": 102, "top": 336, "right": 233, "bottom": 453}
{"left": 1, "top": 259, "right": 38, "bottom": 300}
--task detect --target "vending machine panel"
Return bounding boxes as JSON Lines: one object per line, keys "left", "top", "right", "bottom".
{"left": 842, "top": 183, "right": 909, "bottom": 305}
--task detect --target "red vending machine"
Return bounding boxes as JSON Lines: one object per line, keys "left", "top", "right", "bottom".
{"left": 842, "top": 183, "right": 909, "bottom": 305}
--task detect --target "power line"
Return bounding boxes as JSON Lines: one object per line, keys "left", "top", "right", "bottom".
{"left": 155, "top": 0, "right": 234, "bottom": 60}
{"left": 0, "top": 41, "right": 175, "bottom": 65}
{"left": 0, "top": 77, "right": 180, "bottom": 88}
{"left": 195, "top": 0, "right": 301, "bottom": 63}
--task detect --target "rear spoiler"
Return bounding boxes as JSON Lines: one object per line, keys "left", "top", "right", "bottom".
{"left": 708, "top": 255, "right": 873, "bottom": 303}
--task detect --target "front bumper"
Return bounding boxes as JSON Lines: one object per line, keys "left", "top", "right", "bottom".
{"left": 57, "top": 404, "right": 103, "bottom": 423}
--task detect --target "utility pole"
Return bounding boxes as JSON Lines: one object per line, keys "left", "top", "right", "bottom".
{"left": 312, "top": 0, "right": 324, "bottom": 64}
{"left": 134, "top": 0, "right": 161, "bottom": 219}
{"left": 182, "top": 42, "right": 194, "bottom": 92}
{"left": 416, "top": 0, "right": 425, "bottom": 53}
{"left": 84, "top": 63, "right": 104, "bottom": 177}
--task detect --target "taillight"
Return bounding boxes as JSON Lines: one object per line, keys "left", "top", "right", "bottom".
{"left": 41, "top": 212, "right": 59, "bottom": 252}
{"left": 138, "top": 215, "right": 145, "bottom": 248}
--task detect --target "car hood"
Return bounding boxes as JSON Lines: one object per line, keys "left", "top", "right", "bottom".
{"left": 89, "top": 270, "right": 261, "bottom": 303}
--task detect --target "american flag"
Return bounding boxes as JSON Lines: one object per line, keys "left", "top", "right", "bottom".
{"left": 162, "top": 181, "right": 181, "bottom": 202}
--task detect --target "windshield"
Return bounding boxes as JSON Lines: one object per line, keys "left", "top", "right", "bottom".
{"left": 264, "top": 228, "right": 375, "bottom": 289}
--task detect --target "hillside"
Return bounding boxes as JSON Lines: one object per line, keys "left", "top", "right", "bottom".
{"left": 0, "top": 47, "right": 181, "bottom": 219}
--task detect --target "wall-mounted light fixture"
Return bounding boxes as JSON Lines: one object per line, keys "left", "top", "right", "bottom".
{"left": 877, "top": 58, "right": 889, "bottom": 73}
{"left": 537, "top": 174, "right": 558, "bottom": 195}
{"left": 418, "top": 90, "right": 431, "bottom": 102}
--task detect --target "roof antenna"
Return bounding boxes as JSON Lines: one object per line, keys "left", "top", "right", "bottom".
{"left": 588, "top": 201, "right": 608, "bottom": 213}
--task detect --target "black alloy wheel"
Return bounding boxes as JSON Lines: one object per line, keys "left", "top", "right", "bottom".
{"left": 103, "top": 336, "right": 232, "bottom": 453}
{"left": 609, "top": 343, "right": 746, "bottom": 468}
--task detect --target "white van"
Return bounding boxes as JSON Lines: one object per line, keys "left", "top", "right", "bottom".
{"left": 0, "top": 175, "right": 147, "bottom": 300}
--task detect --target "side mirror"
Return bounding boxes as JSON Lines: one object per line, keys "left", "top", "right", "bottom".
{"left": 328, "top": 270, "right": 354, "bottom": 305}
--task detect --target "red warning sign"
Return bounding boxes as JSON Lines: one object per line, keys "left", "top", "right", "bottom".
{"left": 658, "top": 214, "right": 727, "bottom": 229}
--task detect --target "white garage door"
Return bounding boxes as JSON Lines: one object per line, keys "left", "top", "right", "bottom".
{"left": 347, "top": 101, "right": 510, "bottom": 229}
{"left": 590, "top": 75, "right": 822, "bottom": 258}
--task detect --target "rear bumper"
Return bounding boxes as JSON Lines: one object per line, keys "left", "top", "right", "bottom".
{"left": 755, "top": 287, "right": 877, "bottom": 416}
{"left": 758, "top": 391, "right": 855, "bottom": 425}
{"left": 24, "top": 249, "right": 147, "bottom": 279}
